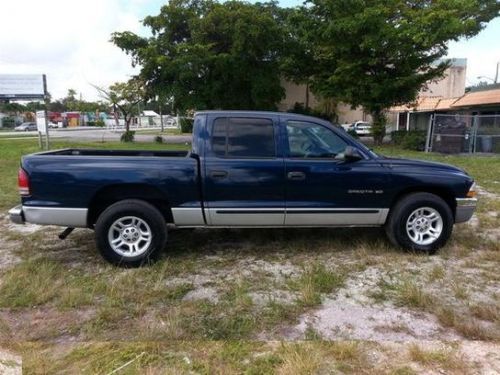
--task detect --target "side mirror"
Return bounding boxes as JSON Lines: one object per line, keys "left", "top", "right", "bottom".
{"left": 344, "top": 146, "right": 363, "bottom": 161}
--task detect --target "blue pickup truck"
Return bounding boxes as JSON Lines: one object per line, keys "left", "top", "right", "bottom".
{"left": 9, "top": 111, "right": 477, "bottom": 266}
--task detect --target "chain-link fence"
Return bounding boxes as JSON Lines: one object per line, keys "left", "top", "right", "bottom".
{"left": 426, "top": 114, "right": 500, "bottom": 154}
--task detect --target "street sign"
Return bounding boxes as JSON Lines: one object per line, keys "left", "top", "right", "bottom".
{"left": 36, "top": 111, "right": 47, "bottom": 135}
{"left": 0, "top": 74, "right": 46, "bottom": 100}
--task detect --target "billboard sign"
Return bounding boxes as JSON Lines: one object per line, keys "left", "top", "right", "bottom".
{"left": 0, "top": 74, "right": 46, "bottom": 100}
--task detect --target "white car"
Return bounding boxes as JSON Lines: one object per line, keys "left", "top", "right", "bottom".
{"left": 352, "top": 121, "right": 372, "bottom": 136}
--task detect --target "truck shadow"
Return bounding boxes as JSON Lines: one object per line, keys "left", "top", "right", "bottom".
{"left": 164, "top": 226, "right": 395, "bottom": 259}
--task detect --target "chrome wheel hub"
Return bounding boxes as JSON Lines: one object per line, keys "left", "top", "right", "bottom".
{"left": 108, "top": 216, "right": 152, "bottom": 257}
{"left": 406, "top": 207, "right": 443, "bottom": 246}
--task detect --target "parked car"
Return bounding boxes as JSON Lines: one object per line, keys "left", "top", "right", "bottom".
{"left": 351, "top": 121, "right": 372, "bottom": 136}
{"left": 9, "top": 111, "right": 477, "bottom": 266}
{"left": 14, "top": 122, "right": 37, "bottom": 132}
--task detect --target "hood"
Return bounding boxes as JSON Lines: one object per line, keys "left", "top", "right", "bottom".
{"left": 378, "top": 157, "right": 468, "bottom": 176}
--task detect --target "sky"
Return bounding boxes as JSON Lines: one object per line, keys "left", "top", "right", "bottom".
{"left": 1, "top": 0, "right": 499, "bottom": 102}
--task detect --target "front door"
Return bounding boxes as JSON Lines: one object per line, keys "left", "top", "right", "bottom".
{"left": 283, "top": 119, "right": 389, "bottom": 226}
{"left": 203, "top": 115, "right": 285, "bottom": 225}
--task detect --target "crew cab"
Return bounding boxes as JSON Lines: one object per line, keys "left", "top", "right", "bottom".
{"left": 9, "top": 111, "right": 477, "bottom": 266}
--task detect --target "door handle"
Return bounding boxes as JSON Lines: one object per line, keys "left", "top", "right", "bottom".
{"left": 287, "top": 171, "right": 306, "bottom": 181}
{"left": 210, "top": 170, "right": 228, "bottom": 179}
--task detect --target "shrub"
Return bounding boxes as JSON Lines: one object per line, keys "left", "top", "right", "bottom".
{"left": 154, "top": 135, "right": 163, "bottom": 144}
{"left": 120, "top": 130, "right": 135, "bottom": 143}
{"left": 391, "top": 130, "right": 426, "bottom": 151}
{"left": 96, "top": 119, "right": 105, "bottom": 127}
{"left": 1, "top": 117, "right": 16, "bottom": 128}
{"left": 180, "top": 118, "right": 194, "bottom": 133}
{"left": 391, "top": 130, "right": 408, "bottom": 145}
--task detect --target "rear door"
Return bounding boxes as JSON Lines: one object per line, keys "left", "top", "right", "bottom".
{"left": 203, "top": 114, "right": 285, "bottom": 225}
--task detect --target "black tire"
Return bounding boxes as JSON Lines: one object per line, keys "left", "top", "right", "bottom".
{"left": 95, "top": 199, "right": 167, "bottom": 267}
{"left": 385, "top": 192, "right": 453, "bottom": 254}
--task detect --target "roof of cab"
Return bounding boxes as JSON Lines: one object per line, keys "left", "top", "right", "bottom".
{"left": 194, "top": 110, "right": 332, "bottom": 125}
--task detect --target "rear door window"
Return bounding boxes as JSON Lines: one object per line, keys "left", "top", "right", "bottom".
{"left": 212, "top": 117, "right": 275, "bottom": 158}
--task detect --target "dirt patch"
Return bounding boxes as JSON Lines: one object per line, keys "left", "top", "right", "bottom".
{"left": 285, "top": 267, "right": 459, "bottom": 341}
{"left": 293, "top": 301, "right": 458, "bottom": 341}
{"left": 249, "top": 290, "right": 297, "bottom": 306}
{"left": 477, "top": 185, "right": 500, "bottom": 200}
{"left": 183, "top": 287, "right": 219, "bottom": 302}
{"left": 167, "top": 257, "right": 299, "bottom": 300}
{"left": 0, "top": 348, "right": 21, "bottom": 375}
{"left": 0, "top": 239, "right": 22, "bottom": 271}
{"left": 460, "top": 341, "right": 500, "bottom": 374}
{"left": 0, "top": 214, "right": 44, "bottom": 235}
{"left": 0, "top": 307, "right": 95, "bottom": 343}
{"left": 0, "top": 216, "right": 23, "bottom": 270}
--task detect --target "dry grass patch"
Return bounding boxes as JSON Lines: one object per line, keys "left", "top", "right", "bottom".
{"left": 289, "top": 263, "right": 346, "bottom": 307}
{"left": 394, "top": 279, "right": 434, "bottom": 309}
{"left": 427, "top": 264, "right": 445, "bottom": 282}
{"left": 276, "top": 341, "right": 367, "bottom": 375}
{"left": 19, "top": 341, "right": 370, "bottom": 374}
{"left": 470, "top": 302, "right": 500, "bottom": 323}
{"left": 407, "top": 343, "right": 469, "bottom": 373}
{"left": 435, "top": 307, "right": 498, "bottom": 341}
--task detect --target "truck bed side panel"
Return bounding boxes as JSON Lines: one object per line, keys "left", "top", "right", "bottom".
{"left": 21, "top": 155, "right": 201, "bottom": 212}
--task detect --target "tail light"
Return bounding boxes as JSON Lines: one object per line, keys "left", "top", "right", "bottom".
{"left": 18, "top": 168, "right": 30, "bottom": 196}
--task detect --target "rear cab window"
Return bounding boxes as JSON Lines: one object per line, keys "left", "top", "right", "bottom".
{"left": 212, "top": 117, "right": 276, "bottom": 158}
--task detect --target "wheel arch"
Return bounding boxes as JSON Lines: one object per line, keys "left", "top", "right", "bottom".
{"left": 87, "top": 184, "right": 172, "bottom": 227}
{"left": 388, "top": 186, "right": 456, "bottom": 220}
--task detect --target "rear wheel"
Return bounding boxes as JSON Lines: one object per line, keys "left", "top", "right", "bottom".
{"left": 95, "top": 199, "right": 167, "bottom": 267}
{"left": 385, "top": 192, "right": 453, "bottom": 253}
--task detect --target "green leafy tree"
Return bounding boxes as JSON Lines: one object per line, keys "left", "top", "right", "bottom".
{"left": 304, "top": 0, "right": 500, "bottom": 143}
{"left": 63, "top": 89, "right": 79, "bottom": 111}
{"left": 279, "top": 6, "right": 318, "bottom": 110}
{"left": 94, "top": 80, "right": 145, "bottom": 135}
{"left": 111, "top": 0, "right": 285, "bottom": 112}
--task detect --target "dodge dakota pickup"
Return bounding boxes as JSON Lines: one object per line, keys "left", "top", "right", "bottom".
{"left": 9, "top": 111, "right": 477, "bottom": 266}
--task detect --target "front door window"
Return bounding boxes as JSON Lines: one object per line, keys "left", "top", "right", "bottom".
{"left": 286, "top": 121, "right": 347, "bottom": 158}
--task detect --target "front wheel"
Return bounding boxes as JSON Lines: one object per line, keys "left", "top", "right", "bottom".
{"left": 95, "top": 199, "right": 167, "bottom": 267}
{"left": 385, "top": 192, "right": 453, "bottom": 253}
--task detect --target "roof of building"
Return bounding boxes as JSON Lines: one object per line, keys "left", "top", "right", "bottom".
{"left": 435, "top": 97, "right": 459, "bottom": 110}
{"left": 391, "top": 96, "right": 443, "bottom": 112}
{"left": 391, "top": 87, "right": 500, "bottom": 112}
{"left": 451, "top": 88, "right": 500, "bottom": 107}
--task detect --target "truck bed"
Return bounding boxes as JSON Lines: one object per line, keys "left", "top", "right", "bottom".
{"left": 20, "top": 148, "right": 201, "bottom": 215}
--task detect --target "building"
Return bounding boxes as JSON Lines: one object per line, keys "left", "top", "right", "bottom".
{"left": 390, "top": 84, "right": 500, "bottom": 132}
{"left": 419, "top": 58, "right": 467, "bottom": 99}
{"left": 278, "top": 58, "right": 467, "bottom": 127}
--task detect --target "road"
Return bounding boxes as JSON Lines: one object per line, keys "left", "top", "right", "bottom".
{"left": 1, "top": 127, "right": 382, "bottom": 145}
{"left": 0, "top": 127, "right": 191, "bottom": 144}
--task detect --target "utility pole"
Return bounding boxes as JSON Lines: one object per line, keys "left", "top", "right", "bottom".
{"left": 495, "top": 61, "right": 499, "bottom": 84}
{"left": 43, "top": 75, "right": 50, "bottom": 150}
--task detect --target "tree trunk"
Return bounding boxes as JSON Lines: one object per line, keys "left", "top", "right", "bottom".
{"left": 305, "top": 82, "right": 310, "bottom": 110}
{"left": 371, "top": 110, "right": 387, "bottom": 145}
{"left": 125, "top": 114, "right": 130, "bottom": 133}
